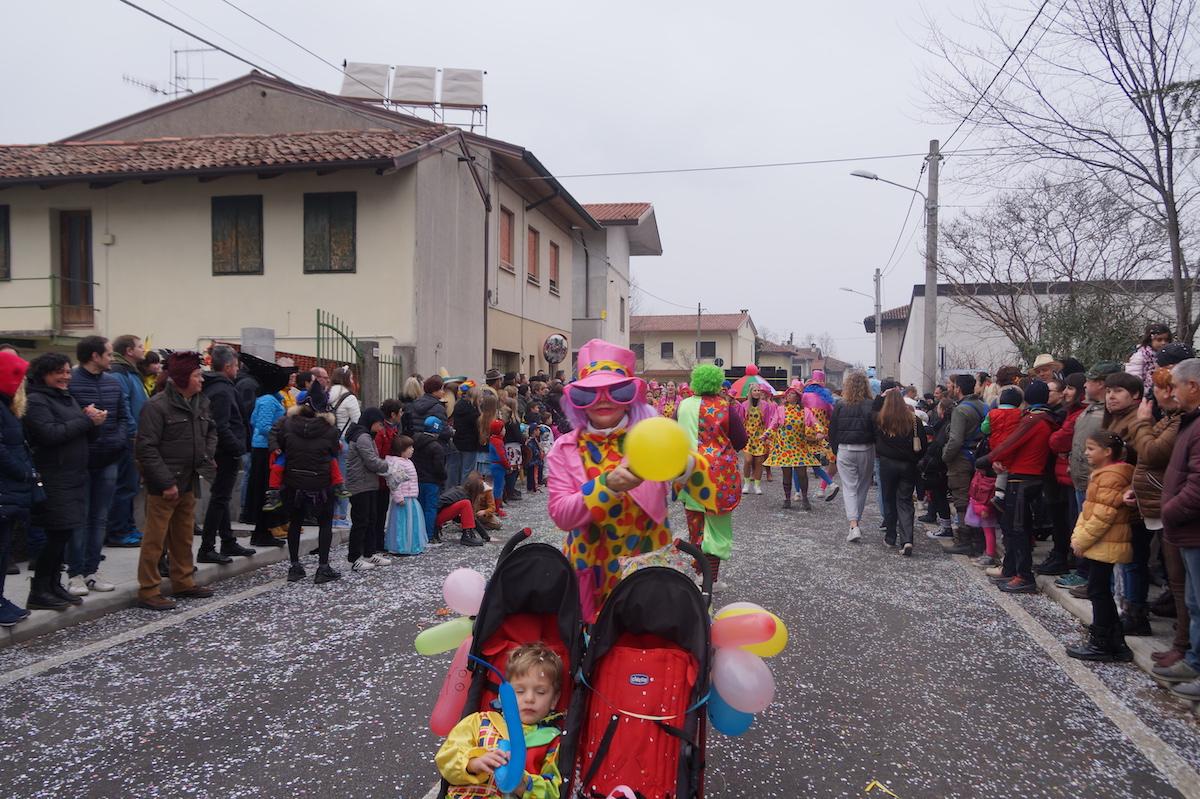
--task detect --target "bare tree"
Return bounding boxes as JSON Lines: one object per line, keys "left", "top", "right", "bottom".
{"left": 816, "top": 332, "right": 838, "bottom": 357}
{"left": 628, "top": 274, "right": 644, "bottom": 318}
{"left": 924, "top": 0, "right": 1200, "bottom": 340}
{"left": 939, "top": 172, "right": 1169, "bottom": 363}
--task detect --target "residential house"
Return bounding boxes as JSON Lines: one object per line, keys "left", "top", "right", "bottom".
{"left": 630, "top": 311, "right": 756, "bottom": 382}
{"left": 862, "top": 305, "right": 909, "bottom": 380}
{"left": 572, "top": 202, "right": 662, "bottom": 351}
{"left": 0, "top": 72, "right": 598, "bottom": 380}
{"left": 755, "top": 339, "right": 848, "bottom": 389}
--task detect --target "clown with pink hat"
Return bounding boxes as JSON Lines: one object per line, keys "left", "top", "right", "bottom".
{"left": 764, "top": 379, "right": 832, "bottom": 510}
{"left": 546, "top": 339, "right": 715, "bottom": 621}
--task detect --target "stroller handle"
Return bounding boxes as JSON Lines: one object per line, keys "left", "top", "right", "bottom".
{"left": 498, "top": 528, "right": 533, "bottom": 562}
{"left": 674, "top": 539, "right": 713, "bottom": 605}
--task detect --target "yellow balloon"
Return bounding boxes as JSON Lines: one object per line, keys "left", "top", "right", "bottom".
{"left": 624, "top": 416, "right": 691, "bottom": 481}
{"left": 715, "top": 607, "right": 788, "bottom": 658}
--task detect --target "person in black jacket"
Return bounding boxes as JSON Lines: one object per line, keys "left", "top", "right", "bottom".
{"left": 198, "top": 346, "right": 256, "bottom": 564}
{"left": 23, "top": 354, "right": 106, "bottom": 611}
{"left": 918, "top": 399, "right": 956, "bottom": 537}
{"left": 66, "top": 336, "right": 130, "bottom": 596}
{"left": 875, "top": 389, "right": 928, "bottom": 555}
{"left": 276, "top": 394, "right": 342, "bottom": 584}
{"left": 829, "top": 371, "right": 877, "bottom": 543}
{"left": 449, "top": 385, "right": 481, "bottom": 489}
{"left": 412, "top": 416, "right": 448, "bottom": 544}
{"left": 0, "top": 351, "right": 34, "bottom": 625}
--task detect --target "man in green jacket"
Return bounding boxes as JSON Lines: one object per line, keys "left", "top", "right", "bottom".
{"left": 134, "top": 351, "right": 217, "bottom": 611}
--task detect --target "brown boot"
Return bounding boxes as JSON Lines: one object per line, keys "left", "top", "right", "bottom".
{"left": 173, "top": 585, "right": 214, "bottom": 599}
{"left": 138, "top": 594, "right": 177, "bottom": 611}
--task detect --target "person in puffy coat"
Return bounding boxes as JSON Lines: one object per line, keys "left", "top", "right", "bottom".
{"left": 343, "top": 407, "right": 390, "bottom": 571}
{"left": 24, "top": 353, "right": 106, "bottom": 611}
{"left": 0, "top": 350, "right": 34, "bottom": 625}
{"left": 276, "top": 396, "right": 342, "bottom": 585}
{"left": 1066, "top": 431, "right": 1135, "bottom": 662}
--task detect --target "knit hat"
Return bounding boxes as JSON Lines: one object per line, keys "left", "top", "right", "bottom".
{"left": 1085, "top": 361, "right": 1122, "bottom": 381}
{"left": 424, "top": 416, "right": 443, "bottom": 434}
{"left": 999, "top": 386, "right": 1023, "bottom": 407}
{"left": 489, "top": 418, "right": 505, "bottom": 435}
{"left": 1024, "top": 379, "right": 1050, "bottom": 406}
{"left": 0, "top": 350, "right": 28, "bottom": 397}
{"left": 1157, "top": 342, "right": 1196, "bottom": 367}
{"left": 166, "top": 351, "right": 202, "bottom": 387}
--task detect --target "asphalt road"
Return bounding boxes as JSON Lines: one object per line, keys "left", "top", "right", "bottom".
{"left": 1, "top": 479, "right": 1198, "bottom": 798}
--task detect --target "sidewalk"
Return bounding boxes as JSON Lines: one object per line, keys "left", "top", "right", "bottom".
{"left": 0, "top": 523, "right": 345, "bottom": 648}
{"left": 953, "top": 533, "right": 1200, "bottom": 719}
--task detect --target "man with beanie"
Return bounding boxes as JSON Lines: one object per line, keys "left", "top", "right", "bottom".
{"left": 135, "top": 351, "right": 217, "bottom": 611}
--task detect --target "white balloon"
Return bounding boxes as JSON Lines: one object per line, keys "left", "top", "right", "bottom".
{"left": 711, "top": 648, "right": 775, "bottom": 713}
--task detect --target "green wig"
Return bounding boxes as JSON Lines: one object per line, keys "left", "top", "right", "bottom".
{"left": 690, "top": 364, "right": 725, "bottom": 396}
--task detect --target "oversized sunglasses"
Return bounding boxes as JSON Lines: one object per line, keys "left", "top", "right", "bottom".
{"left": 568, "top": 380, "right": 639, "bottom": 408}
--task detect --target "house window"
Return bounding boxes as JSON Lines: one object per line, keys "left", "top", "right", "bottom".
{"left": 211, "top": 196, "right": 263, "bottom": 275}
{"left": 620, "top": 297, "right": 626, "bottom": 332}
{"left": 660, "top": 341, "right": 674, "bottom": 360}
{"left": 631, "top": 342, "right": 645, "bottom": 360}
{"left": 548, "top": 242, "right": 560, "bottom": 294}
{"left": 699, "top": 341, "right": 717, "bottom": 358}
{"left": 527, "top": 226, "right": 540, "bottom": 283}
{"left": 303, "top": 192, "right": 356, "bottom": 273}
{"left": 0, "top": 205, "right": 9, "bottom": 281}
{"left": 499, "top": 206, "right": 515, "bottom": 271}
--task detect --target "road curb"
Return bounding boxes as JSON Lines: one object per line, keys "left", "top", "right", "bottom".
{"left": 0, "top": 525, "right": 350, "bottom": 649}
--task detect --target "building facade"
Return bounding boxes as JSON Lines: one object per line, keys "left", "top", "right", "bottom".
{"left": 630, "top": 311, "right": 757, "bottom": 382}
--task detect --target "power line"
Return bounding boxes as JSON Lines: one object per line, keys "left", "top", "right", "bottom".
{"left": 118, "top": 0, "right": 264, "bottom": 75}
{"left": 880, "top": 167, "right": 926, "bottom": 279}
{"left": 214, "top": 0, "right": 386, "bottom": 101}
{"left": 942, "top": 0, "right": 1052, "bottom": 150}
{"left": 633, "top": 285, "right": 695, "bottom": 311}
{"left": 152, "top": 0, "right": 304, "bottom": 84}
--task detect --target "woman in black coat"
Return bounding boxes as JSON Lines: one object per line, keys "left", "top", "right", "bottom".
{"left": 874, "top": 389, "right": 927, "bottom": 556}
{"left": 22, "top": 353, "right": 104, "bottom": 610}
{"left": 0, "top": 350, "right": 35, "bottom": 624}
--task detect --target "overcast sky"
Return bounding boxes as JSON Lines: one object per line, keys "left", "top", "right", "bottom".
{"left": 3, "top": 0, "right": 995, "bottom": 367}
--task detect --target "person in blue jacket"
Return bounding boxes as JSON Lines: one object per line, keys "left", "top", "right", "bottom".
{"left": 106, "top": 334, "right": 148, "bottom": 548}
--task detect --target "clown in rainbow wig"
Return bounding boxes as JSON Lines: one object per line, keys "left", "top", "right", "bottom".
{"left": 676, "top": 364, "right": 747, "bottom": 586}
{"left": 546, "top": 339, "right": 715, "bottom": 621}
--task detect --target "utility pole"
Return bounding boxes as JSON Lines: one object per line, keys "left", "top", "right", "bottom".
{"left": 873, "top": 268, "right": 883, "bottom": 377}
{"left": 922, "top": 139, "right": 940, "bottom": 394}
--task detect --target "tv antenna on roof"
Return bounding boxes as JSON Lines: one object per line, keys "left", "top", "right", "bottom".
{"left": 122, "top": 45, "right": 219, "bottom": 99}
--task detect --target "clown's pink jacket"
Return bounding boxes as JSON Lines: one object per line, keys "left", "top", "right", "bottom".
{"left": 546, "top": 428, "right": 670, "bottom": 530}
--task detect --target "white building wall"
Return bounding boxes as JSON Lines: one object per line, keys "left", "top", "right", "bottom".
{"left": 0, "top": 167, "right": 420, "bottom": 357}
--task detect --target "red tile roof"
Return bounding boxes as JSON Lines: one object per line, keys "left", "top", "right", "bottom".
{"left": 863, "top": 304, "right": 911, "bottom": 332}
{"left": 632, "top": 312, "right": 750, "bottom": 333}
{"left": 583, "top": 202, "right": 652, "bottom": 224}
{"left": 0, "top": 127, "right": 455, "bottom": 186}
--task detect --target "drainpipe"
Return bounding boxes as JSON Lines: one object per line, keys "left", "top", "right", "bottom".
{"left": 577, "top": 230, "right": 590, "bottom": 323}
{"left": 483, "top": 201, "right": 490, "bottom": 375}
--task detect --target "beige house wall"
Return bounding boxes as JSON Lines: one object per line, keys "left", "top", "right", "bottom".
{"left": 633, "top": 323, "right": 756, "bottom": 377}
{"left": 0, "top": 166, "right": 431, "bottom": 365}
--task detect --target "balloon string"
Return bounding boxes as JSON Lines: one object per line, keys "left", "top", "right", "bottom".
{"left": 578, "top": 673, "right": 709, "bottom": 721}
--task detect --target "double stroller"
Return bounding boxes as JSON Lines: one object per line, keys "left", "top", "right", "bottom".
{"left": 436, "top": 529, "right": 714, "bottom": 798}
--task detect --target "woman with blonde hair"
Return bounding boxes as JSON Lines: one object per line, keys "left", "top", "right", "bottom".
{"left": 829, "top": 371, "right": 876, "bottom": 542}
{"left": 476, "top": 393, "right": 499, "bottom": 476}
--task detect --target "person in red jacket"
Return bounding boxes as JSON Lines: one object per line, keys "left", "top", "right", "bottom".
{"left": 976, "top": 380, "right": 1057, "bottom": 594}
{"left": 487, "top": 418, "right": 511, "bottom": 516}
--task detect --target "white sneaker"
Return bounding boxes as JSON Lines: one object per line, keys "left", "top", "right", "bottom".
{"left": 368, "top": 554, "right": 392, "bottom": 566}
{"left": 742, "top": 483, "right": 750, "bottom": 495}
{"left": 846, "top": 526, "right": 862, "bottom": 543}
{"left": 85, "top": 573, "right": 115, "bottom": 592}
{"left": 351, "top": 558, "right": 375, "bottom": 572}
{"left": 817, "top": 485, "right": 826, "bottom": 500}
{"left": 753, "top": 482, "right": 762, "bottom": 495}
{"left": 67, "top": 575, "right": 89, "bottom": 596}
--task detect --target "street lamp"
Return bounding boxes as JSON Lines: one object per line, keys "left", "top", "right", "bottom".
{"left": 849, "top": 144, "right": 940, "bottom": 394}
{"left": 840, "top": 276, "right": 882, "bottom": 377}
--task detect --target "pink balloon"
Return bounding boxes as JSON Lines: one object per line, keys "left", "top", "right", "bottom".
{"left": 430, "top": 636, "right": 473, "bottom": 736}
{"left": 443, "top": 568, "right": 487, "bottom": 616}
{"left": 711, "top": 648, "right": 775, "bottom": 714}
{"left": 712, "top": 613, "right": 776, "bottom": 649}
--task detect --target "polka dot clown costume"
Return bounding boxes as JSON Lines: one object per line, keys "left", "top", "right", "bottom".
{"left": 676, "top": 364, "right": 747, "bottom": 584}
{"left": 546, "top": 339, "right": 715, "bottom": 622}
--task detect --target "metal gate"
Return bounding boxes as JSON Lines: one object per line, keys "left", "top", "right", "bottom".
{"left": 316, "top": 309, "right": 404, "bottom": 404}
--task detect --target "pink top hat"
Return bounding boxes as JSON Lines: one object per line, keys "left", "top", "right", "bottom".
{"left": 573, "top": 339, "right": 639, "bottom": 389}
{"left": 810, "top": 369, "right": 826, "bottom": 385}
